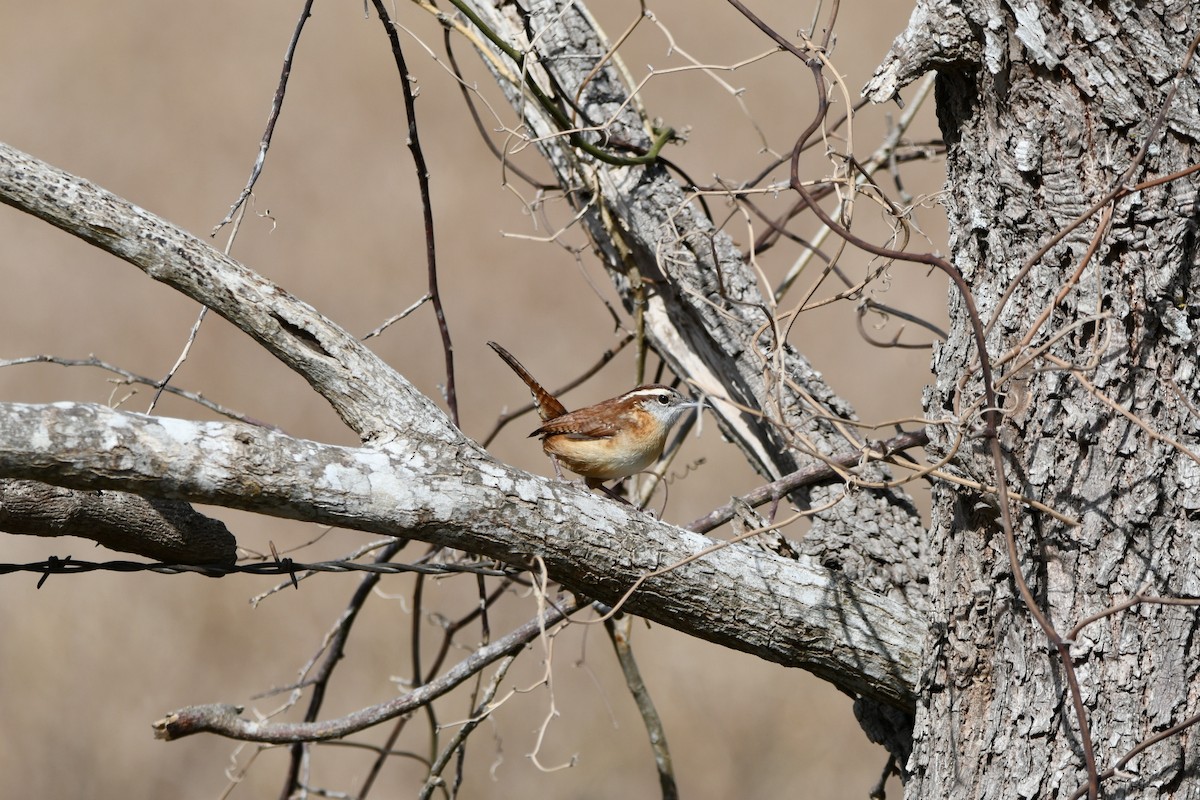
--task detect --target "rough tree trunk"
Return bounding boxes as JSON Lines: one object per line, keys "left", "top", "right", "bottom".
{"left": 872, "top": 2, "right": 1200, "bottom": 797}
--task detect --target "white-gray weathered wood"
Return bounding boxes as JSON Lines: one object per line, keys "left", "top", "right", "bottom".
{"left": 0, "top": 399, "right": 922, "bottom": 708}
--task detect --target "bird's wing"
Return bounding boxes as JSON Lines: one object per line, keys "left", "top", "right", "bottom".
{"left": 532, "top": 410, "right": 619, "bottom": 440}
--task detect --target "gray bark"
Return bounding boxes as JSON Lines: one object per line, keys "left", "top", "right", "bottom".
{"left": 870, "top": 1, "right": 1200, "bottom": 797}
{"left": 0, "top": 478, "right": 235, "bottom": 564}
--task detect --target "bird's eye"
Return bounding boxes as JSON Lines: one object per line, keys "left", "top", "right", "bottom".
{"left": 657, "top": 393, "right": 670, "bottom": 405}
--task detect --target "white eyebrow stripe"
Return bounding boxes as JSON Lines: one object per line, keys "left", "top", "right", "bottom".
{"left": 623, "top": 388, "right": 676, "bottom": 400}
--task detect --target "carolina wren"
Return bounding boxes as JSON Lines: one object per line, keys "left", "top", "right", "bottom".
{"left": 488, "top": 341, "right": 695, "bottom": 493}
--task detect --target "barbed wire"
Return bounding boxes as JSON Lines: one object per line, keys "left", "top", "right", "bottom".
{"left": 4, "top": 555, "right": 519, "bottom": 589}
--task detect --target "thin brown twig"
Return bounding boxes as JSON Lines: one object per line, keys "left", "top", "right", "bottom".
{"left": 991, "top": 436, "right": 1099, "bottom": 799}
{"left": 760, "top": 58, "right": 1001, "bottom": 456}
{"left": 1069, "top": 711, "right": 1200, "bottom": 800}
{"left": 148, "top": 306, "right": 209, "bottom": 415}
{"left": 278, "top": 539, "right": 407, "bottom": 800}
{"left": 1067, "top": 592, "right": 1200, "bottom": 643}
{"left": 371, "top": 0, "right": 459, "bottom": 426}
{"left": 450, "top": 572, "right": 496, "bottom": 796}
{"left": 856, "top": 299, "right": 946, "bottom": 349}
{"left": 417, "top": 653, "right": 519, "bottom": 800}
{"left": 996, "top": 205, "right": 1114, "bottom": 368}
{"left": 1046, "top": 352, "right": 1200, "bottom": 469}
{"left": 583, "top": 495, "right": 848, "bottom": 632}
{"left": 726, "top": 8, "right": 1115, "bottom": 797}
{"left": 423, "top": 581, "right": 512, "bottom": 683}
{"left": 605, "top": 616, "right": 678, "bottom": 800}
{"left": 212, "top": 0, "right": 315, "bottom": 235}
{"left": 442, "top": 26, "right": 554, "bottom": 191}
{"left": 364, "top": 561, "right": 436, "bottom": 797}
{"left": 154, "top": 594, "right": 585, "bottom": 744}
{"left": 685, "top": 429, "right": 928, "bottom": 534}
{"left": 570, "top": 1, "right": 647, "bottom": 127}
{"left": 0, "top": 355, "right": 280, "bottom": 430}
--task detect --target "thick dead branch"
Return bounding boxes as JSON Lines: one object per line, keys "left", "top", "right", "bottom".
{"left": 0, "top": 141, "right": 445, "bottom": 446}
{"left": 0, "top": 400, "right": 923, "bottom": 709}
{"left": 0, "top": 478, "right": 235, "bottom": 564}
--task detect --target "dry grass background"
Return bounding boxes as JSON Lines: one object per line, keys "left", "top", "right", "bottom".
{"left": 0, "top": 3, "right": 946, "bottom": 798}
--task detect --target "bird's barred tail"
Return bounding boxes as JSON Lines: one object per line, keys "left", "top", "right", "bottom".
{"left": 487, "top": 341, "right": 568, "bottom": 421}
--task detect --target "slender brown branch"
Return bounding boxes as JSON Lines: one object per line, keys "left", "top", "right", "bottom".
{"left": 371, "top": 0, "right": 459, "bottom": 426}
{"left": 988, "top": 434, "right": 1099, "bottom": 799}
{"left": 856, "top": 300, "right": 946, "bottom": 350}
{"left": 213, "top": 0, "right": 315, "bottom": 235}
{"left": 423, "top": 580, "right": 512, "bottom": 682}
{"left": 1067, "top": 593, "right": 1200, "bottom": 643}
{"left": 789, "top": 135, "right": 1001, "bottom": 439}
{"left": 606, "top": 616, "right": 678, "bottom": 800}
{"left": 724, "top": 0, "right": 821, "bottom": 61}
{"left": 442, "top": 27, "right": 554, "bottom": 191}
{"left": 417, "top": 653, "right": 518, "bottom": 800}
{"left": 1069, "top": 711, "right": 1200, "bottom": 800}
{"left": 154, "top": 594, "right": 583, "bottom": 743}
{"left": 278, "top": 539, "right": 408, "bottom": 800}
{"left": 985, "top": 29, "right": 1200, "bottom": 335}
{"left": 0, "top": 354, "right": 279, "bottom": 430}
{"left": 686, "top": 429, "right": 929, "bottom": 534}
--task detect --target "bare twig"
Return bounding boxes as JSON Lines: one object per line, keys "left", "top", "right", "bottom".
{"left": 212, "top": 0, "right": 316, "bottom": 235}
{"left": 0, "top": 354, "right": 278, "bottom": 428}
{"left": 605, "top": 616, "right": 678, "bottom": 800}
{"left": 685, "top": 429, "right": 929, "bottom": 534}
{"left": 154, "top": 594, "right": 584, "bottom": 743}
{"left": 370, "top": 1, "right": 459, "bottom": 426}
{"left": 417, "top": 654, "right": 519, "bottom": 800}
{"left": 277, "top": 538, "right": 407, "bottom": 800}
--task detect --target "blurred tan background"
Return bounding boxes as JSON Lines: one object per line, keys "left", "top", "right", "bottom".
{"left": 0, "top": 2, "right": 946, "bottom": 798}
